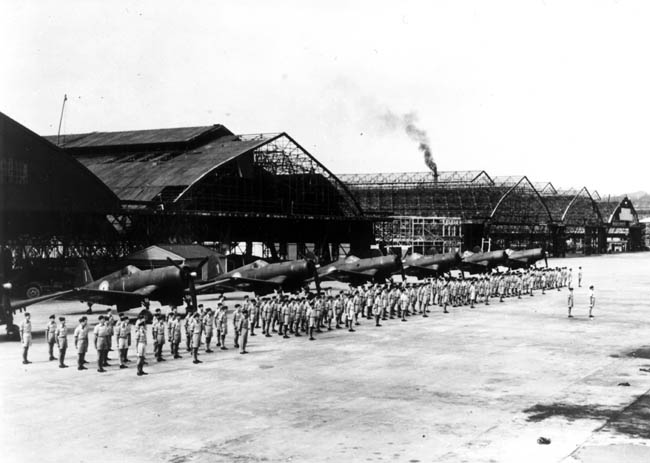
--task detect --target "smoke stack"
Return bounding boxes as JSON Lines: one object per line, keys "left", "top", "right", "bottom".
{"left": 381, "top": 111, "right": 438, "bottom": 182}
{"left": 421, "top": 143, "right": 438, "bottom": 183}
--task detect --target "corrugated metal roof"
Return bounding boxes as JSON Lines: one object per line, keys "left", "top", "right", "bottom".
{"left": 1, "top": 111, "right": 120, "bottom": 214}
{"left": 68, "top": 133, "right": 279, "bottom": 202}
{"left": 44, "top": 125, "right": 231, "bottom": 148}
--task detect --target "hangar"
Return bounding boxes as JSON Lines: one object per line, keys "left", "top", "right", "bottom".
{"left": 0, "top": 112, "right": 120, "bottom": 268}
{"left": 340, "top": 171, "right": 558, "bottom": 255}
{"left": 543, "top": 187, "right": 606, "bottom": 255}
{"left": 46, "top": 126, "right": 372, "bottom": 261}
{"left": 340, "top": 171, "right": 639, "bottom": 256}
{"left": 597, "top": 196, "right": 643, "bottom": 252}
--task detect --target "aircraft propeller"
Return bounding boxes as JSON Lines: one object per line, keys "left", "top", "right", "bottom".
{"left": 398, "top": 257, "right": 407, "bottom": 282}
{"left": 304, "top": 252, "right": 321, "bottom": 295}
{"left": 167, "top": 256, "right": 210, "bottom": 311}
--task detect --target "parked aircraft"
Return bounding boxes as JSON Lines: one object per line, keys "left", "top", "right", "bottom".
{"left": 402, "top": 252, "right": 462, "bottom": 278}
{"left": 505, "top": 248, "right": 547, "bottom": 269}
{"left": 61, "top": 257, "right": 212, "bottom": 313}
{"left": 460, "top": 249, "right": 509, "bottom": 274}
{"left": 316, "top": 255, "right": 405, "bottom": 285}
{"left": 195, "top": 257, "right": 320, "bottom": 294}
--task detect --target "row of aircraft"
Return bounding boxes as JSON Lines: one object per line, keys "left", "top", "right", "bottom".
{"left": 1, "top": 248, "right": 546, "bottom": 336}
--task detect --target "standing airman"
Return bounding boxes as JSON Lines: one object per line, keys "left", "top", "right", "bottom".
{"left": 116, "top": 315, "right": 130, "bottom": 368}
{"left": 45, "top": 314, "right": 58, "bottom": 361}
{"left": 93, "top": 315, "right": 110, "bottom": 372}
{"left": 73, "top": 316, "right": 89, "bottom": 370}
{"left": 56, "top": 316, "right": 68, "bottom": 368}
{"left": 135, "top": 317, "right": 148, "bottom": 376}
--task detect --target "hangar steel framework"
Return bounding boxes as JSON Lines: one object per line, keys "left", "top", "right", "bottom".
{"left": 340, "top": 171, "right": 557, "bottom": 254}
{"left": 47, "top": 127, "right": 372, "bottom": 264}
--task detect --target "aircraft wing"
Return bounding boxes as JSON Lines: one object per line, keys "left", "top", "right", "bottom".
{"left": 504, "top": 258, "right": 529, "bottom": 269}
{"left": 320, "top": 268, "right": 378, "bottom": 281}
{"left": 461, "top": 262, "right": 491, "bottom": 274}
{"left": 63, "top": 288, "right": 146, "bottom": 310}
{"left": 195, "top": 276, "right": 285, "bottom": 293}
{"left": 403, "top": 264, "right": 441, "bottom": 276}
{"left": 133, "top": 285, "right": 159, "bottom": 296}
{"left": 8, "top": 289, "right": 77, "bottom": 311}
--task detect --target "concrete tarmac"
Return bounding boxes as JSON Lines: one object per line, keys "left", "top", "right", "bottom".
{"left": 1, "top": 252, "right": 650, "bottom": 463}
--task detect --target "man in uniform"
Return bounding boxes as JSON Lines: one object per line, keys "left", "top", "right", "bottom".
{"left": 232, "top": 304, "right": 243, "bottom": 347}
{"left": 73, "top": 316, "right": 89, "bottom": 370}
{"left": 135, "top": 317, "right": 148, "bottom": 376}
{"left": 567, "top": 287, "right": 574, "bottom": 318}
{"left": 589, "top": 285, "right": 595, "bottom": 318}
{"left": 45, "top": 314, "right": 58, "bottom": 361}
{"left": 169, "top": 313, "right": 183, "bottom": 358}
{"left": 184, "top": 310, "right": 193, "bottom": 352}
{"left": 261, "top": 298, "right": 272, "bottom": 337}
{"left": 19, "top": 312, "right": 32, "bottom": 364}
{"left": 116, "top": 314, "right": 130, "bottom": 368}
{"left": 307, "top": 301, "right": 317, "bottom": 341}
{"left": 346, "top": 294, "right": 356, "bottom": 332}
{"left": 238, "top": 308, "right": 250, "bottom": 354}
{"left": 191, "top": 312, "right": 203, "bottom": 364}
{"left": 93, "top": 315, "right": 110, "bottom": 372}
{"left": 203, "top": 308, "right": 215, "bottom": 353}
{"left": 578, "top": 267, "right": 583, "bottom": 287}
{"left": 105, "top": 308, "right": 116, "bottom": 357}
{"left": 282, "top": 298, "right": 292, "bottom": 339}
{"left": 56, "top": 316, "right": 68, "bottom": 368}
{"left": 152, "top": 314, "right": 166, "bottom": 362}
{"left": 216, "top": 304, "right": 228, "bottom": 349}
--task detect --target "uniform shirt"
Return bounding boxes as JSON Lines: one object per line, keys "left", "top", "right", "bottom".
{"left": 202, "top": 313, "right": 214, "bottom": 334}
{"left": 135, "top": 325, "right": 147, "bottom": 344}
{"left": 232, "top": 310, "right": 242, "bottom": 330}
{"left": 74, "top": 324, "right": 88, "bottom": 342}
{"left": 152, "top": 320, "right": 166, "bottom": 342}
{"left": 105, "top": 314, "right": 115, "bottom": 335}
{"left": 56, "top": 323, "right": 67, "bottom": 341}
{"left": 94, "top": 323, "right": 110, "bottom": 349}
{"left": 117, "top": 321, "right": 130, "bottom": 339}
{"left": 20, "top": 319, "right": 32, "bottom": 337}
{"left": 169, "top": 319, "right": 182, "bottom": 341}
{"left": 345, "top": 299, "right": 355, "bottom": 319}
{"left": 238, "top": 317, "right": 249, "bottom": 332}
{"left": 45, "top": 321, "right": 57, "bottom": 343}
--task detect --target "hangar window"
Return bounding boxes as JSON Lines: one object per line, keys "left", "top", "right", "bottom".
{"left": 0, "top": 158, "right": 28, "bottom": 184}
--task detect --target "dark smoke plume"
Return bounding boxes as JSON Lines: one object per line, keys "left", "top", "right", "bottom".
{"left": 380, "top": 111, "right": 438, "bottom": 178}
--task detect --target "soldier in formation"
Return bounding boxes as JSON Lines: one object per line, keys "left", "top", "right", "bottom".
{"left": 21, "top": 264, "right": 595, "bottom": 374}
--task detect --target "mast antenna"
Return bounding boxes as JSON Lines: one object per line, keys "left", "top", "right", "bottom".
{"left": 57, "top": 94, "right": 68, "bottom": 145}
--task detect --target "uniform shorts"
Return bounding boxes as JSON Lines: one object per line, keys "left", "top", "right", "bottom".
{"left": 22, "top": 334, "right": 32, "bottom": 347}
{"left": 136, "top": 342, "right": 146, "bottom": 357}
{"left": 77, "top": 339, "right": 88, "bottom": 353}
{"left": 118, "top": 337, "right": 128, "bottom": 349}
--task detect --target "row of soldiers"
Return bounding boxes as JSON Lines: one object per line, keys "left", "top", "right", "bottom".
{"left": 20, "top": 266, "right": 581, "bottom": 375}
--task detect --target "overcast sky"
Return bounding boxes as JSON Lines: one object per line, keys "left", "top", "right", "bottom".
{"left": 2, "top": 0, "right": 649, "bottom": 195}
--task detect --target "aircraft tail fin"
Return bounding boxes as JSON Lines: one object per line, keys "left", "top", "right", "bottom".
{"left": 74, "top": 259, "right": 94, "bottom": 287}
